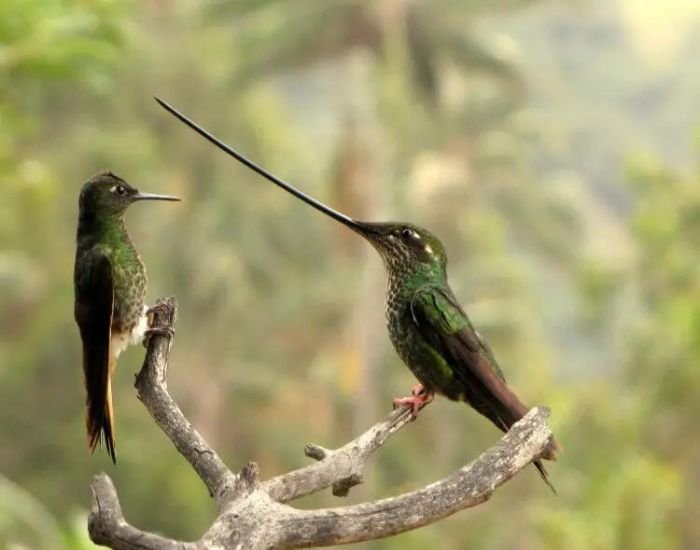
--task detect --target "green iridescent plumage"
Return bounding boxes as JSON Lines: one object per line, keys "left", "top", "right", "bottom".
{"left": 156, "top": 98, "right": 559, "bottom": 491}
{"left": 74, "top": 172, "right": 179, "bottom": 463}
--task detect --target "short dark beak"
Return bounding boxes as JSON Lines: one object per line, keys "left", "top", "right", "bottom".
{"left": 133, "top": 192, "right": 181, "bottom": 202}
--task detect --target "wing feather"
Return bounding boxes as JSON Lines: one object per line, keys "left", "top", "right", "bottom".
{"left": 410, "top": 285, "right": 559, "bottom": 492}
{"left": 74, "top": 251, "right": 116, "bottom": 463}
{"left": 410, "top": 285, "right": 529, "bottom": 432}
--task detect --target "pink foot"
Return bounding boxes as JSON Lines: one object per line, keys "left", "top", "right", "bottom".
{"left": 392, "top": 384, "right": 434, "bottom": 417}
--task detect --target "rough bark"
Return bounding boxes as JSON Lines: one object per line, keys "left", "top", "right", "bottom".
{"left": 88, "top": 297, "right": 554, "bottom": 549}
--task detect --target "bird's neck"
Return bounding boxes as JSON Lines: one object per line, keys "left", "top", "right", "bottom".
{"left": 387, "top": 262, "right": 447, "bottom": 304}
{"left": 77, "top": 210, "right": 131, "bottom": 250}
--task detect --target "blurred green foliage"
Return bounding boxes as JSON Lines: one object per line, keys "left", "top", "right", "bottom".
{"left": 0, "top": 0, "right": 698, "bottom": 548}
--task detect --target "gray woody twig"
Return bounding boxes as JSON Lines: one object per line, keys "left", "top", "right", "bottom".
{"left": 133, "top": 297, "right": 237, "bottom": 506}
{"left": 88, "top": 296, "right": 554, "bottom": 549}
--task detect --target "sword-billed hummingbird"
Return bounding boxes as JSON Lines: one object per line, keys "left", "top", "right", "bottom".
{"left": 74, "top": 172, "right": 180, "bottom": 463}
{"left": 155, "top": 98, "right": 559, "bottom": 491}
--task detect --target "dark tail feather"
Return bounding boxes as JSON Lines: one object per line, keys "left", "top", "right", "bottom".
{"left": 528, "top": 430, "right": 559, "bottom": 494}
{"left": 86, "top": 377, "right": 117, "bottom": 464}
{"left": 533, "top": 459, "right": 556, "bottom": 494}
{"left": 446, "top": 344, "right": 560, "bottom": 493}
{"left": 491, "top": 400, "right": 560, "bottom": 494}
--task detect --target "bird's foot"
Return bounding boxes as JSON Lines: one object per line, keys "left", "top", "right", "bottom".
{"left": 143, "top": 325, "right": 174, "bottom": 347}
{"left": 146, "top": 301, "right": 174, "bottom": 321}
{"left": 144, "top": 301, "right": 176, "bottom": 347}
{"left": 392, "top": 384, "right": 434, "bottom": 418}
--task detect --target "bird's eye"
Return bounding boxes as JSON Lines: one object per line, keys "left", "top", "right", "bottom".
{"left": 401, "top": 228, "right": 416, "bottom": 239}
{"left": 111, "top": 185, "right": 128, "bottom": 196}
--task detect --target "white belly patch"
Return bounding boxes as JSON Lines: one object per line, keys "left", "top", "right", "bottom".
{"left": 129, "top": 305, "right": 150, "bottom": 346}
{"left": 110, "top": 305, "right": 149, "bottom": 362}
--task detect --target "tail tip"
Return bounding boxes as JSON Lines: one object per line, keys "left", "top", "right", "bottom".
{"left": 86, "top": 419, "right": 117, "bottom": 464}
{"left": 533, "top": 460, "right": 557, "bottom": 495}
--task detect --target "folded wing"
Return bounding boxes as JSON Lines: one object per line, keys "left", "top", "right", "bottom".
{"left": 74, "top": 251, "right": 116, "bottom": 463}
{"left": 410, "top": 285, "right": 531, "bottom": 431}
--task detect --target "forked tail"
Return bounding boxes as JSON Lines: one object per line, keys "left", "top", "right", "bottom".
{"left": 85, "top": 361, "right": 116, "bottom": 464}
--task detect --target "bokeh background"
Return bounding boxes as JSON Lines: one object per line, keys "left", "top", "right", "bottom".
{"left": 1, "top": 0, "right": 699, "bottom": 548}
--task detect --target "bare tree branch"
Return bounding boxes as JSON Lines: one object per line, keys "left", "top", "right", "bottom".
{"left": 89, "top": 473, "right": 194, "bottom": 550}
{"left": 263, "top": 405, "right": 416, "bottom": 502}
{"left": 271, "top": 406, "right": 551, "bottom": 547}
{"left": 88, "top": 296, "right": 555, "bottom": 549}
{"left": 133, "top": 297, "right": 237, "bottom": 506}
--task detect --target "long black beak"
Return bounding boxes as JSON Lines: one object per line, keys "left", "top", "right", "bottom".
{"left": 134, "top": 191, "right": 181, "bottom": 202}
{"left": 154, "top": 97, "right": 370, "bottom": 234}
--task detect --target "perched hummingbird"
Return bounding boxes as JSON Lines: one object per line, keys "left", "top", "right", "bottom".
{"left": 155, "top": 98, "right": 559, "bottom": 491}
{"left": 74, "top": 172, "right": 180, "bottom": 463}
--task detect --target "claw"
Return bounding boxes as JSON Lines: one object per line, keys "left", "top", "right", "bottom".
{"left": 143, "top": 300, "right": 176, "bottom": 347}
{"left": 143, "top": 304, "right": 175, "bottom": 347}
{"left": 146, "top": 302, "right": 172, "bottom": 321}
{"left": 392, "top": 384, "right": 434, "bottom": 418}
{"left": 143, "top": 325, "right": 174, "bottom": 347}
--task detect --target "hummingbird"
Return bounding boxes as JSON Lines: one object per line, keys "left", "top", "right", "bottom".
{"left": 74, "top": 171, "right": 180, "bottom": 463}
{"left": 155, "top": 98, "right": 559, "bottom": 491}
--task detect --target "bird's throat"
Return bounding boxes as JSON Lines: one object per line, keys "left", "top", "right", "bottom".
{"left": 77, "top": 212, "right": 130, "bottom": 250}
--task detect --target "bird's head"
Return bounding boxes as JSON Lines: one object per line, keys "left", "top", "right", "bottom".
{"left": 79, "top": 172, "right": 180, "bottom": 218}
{"left": 344, "top": 221, "right": 447, "bottom": 276}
